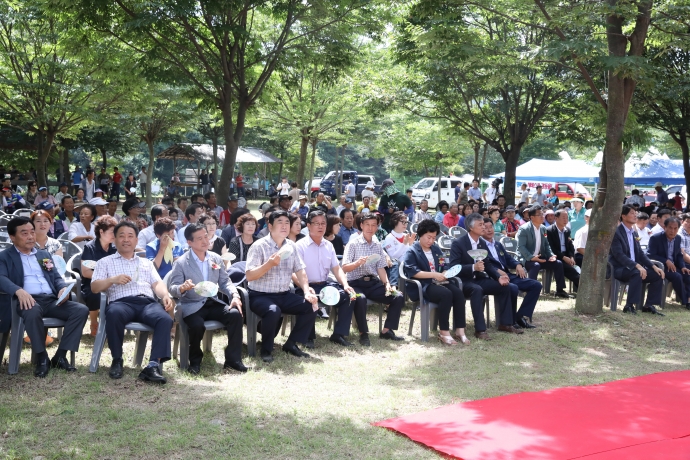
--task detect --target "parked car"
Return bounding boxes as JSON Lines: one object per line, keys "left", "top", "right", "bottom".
{"left": 411, "top": 176, "right": 465, "bottom": 209}
{"left": 319, "top": 171, "right": 380, "bottom": 199}
{"left": 515, "top": 181, "right": 593, "bottom": 203}
{"left": 304, "top": 177, "right": 322, "bottom": 198}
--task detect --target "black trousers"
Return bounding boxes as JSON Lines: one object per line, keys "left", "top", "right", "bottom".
{"left": 349, "top": 278, "right": 403, "bottom": 331}
{"left": 526, "top": 260, "right": 566, "bottom": 291}
{"left": 248, "top": 290, "right": 316, "bottom": 354}
{"left": 296, "top": 282, "right": 366, "bottom": 339}
{"left": 562, "top": 262, "right": 580, "bottom": 290}
{"left": 425, "top": 282, "right": 465, "bottom": 330}
{"left": 613, "top": 266, "right": 663, "bottom": 307}
{"left": 461, "top": 277, "right": 511, "bottom": 331}
{"left": 664, "top": 268, "right": 690, "bottom": 304}
{"left": 182, "top": 298, "right": 243, "bottom": 366}
{"left": 17, "top": 293, "right": 88, "bottom": 354}
{"left": 575, "top": 253, "right": 583, "bottom": 267}
{"left": 105, "top": 295, "right": 173, "bottom": 362}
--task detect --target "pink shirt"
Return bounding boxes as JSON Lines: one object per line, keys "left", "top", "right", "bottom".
{"left": 443, "top": 213, "right": 460, "bottom": 228}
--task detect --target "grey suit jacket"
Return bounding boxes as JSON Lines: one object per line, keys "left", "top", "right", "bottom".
{"left": 515, "top": 222, "right": 555, "bottom": 262}
{"left": 0, "top": 247, "right": 67, "bottom": 332}
{"left": 167, "top": 250, "right": 238, "bottom": 318}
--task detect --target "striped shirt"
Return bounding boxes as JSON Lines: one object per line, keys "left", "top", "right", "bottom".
{"left": 343, "top": 233, "right": 388, "bottom": 281}
{"left": 246, "top": 235, "right": 305, "bottom": 293}
{"left": 92, "top": 252, "right": 161, "bottom": 302}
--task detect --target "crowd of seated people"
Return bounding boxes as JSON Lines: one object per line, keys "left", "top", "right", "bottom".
{"left": 3, "top": 174, "right": 689, "bottom": 385}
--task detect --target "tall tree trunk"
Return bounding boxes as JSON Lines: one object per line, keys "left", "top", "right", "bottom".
{"left": 334, "top": 145, "right": 342, "bottom": 196}
{"left": 680, "top": 133, "right": 690, "bottom": 210}
{"left": 278, "top": 149, "right": 284, "bottom": 182}
{"left": 296, "top": 130, "right": 310, "bottom": 186}
{"left": 339, "top": 143, "right": 347, "bottom": 197}
{"left": 62, "top": 146, "right": 70, "bottom": 185}
{"left": 575, "top": 1, "right": 651, "bottom": 315}
{"left": 146, "top": 141, "right": 155, "bottom": 209}
{"left": 36, "top": 131, "right": 55, "bottom": 187}
{"left": 212, "top": 135, "right": 218, "bottom": 176}
{"left": 479, "top": 143, "right": 488, "bottom": 181}
{"left": 473, "top": 141, "right": 481, "bottom": 179}
{"left": 307, "top": 138, "right": 318, "bottom": 195}
{"left": 100, "top": 148, "right": 107, "bottom": 170}
{"left": 437, "top": 159, "right": 443, "bottom": 205}
{"left": 503, "top": 148, "right": 521, "bottom": 206}
{"left": 216, "top": 101, "right": 244, "bottom": 205}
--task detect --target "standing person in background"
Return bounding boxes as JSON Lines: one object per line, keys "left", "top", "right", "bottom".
{"left": 654, "top": 182, "right": 669, "bottom": 207}
{"left": 288, "top": 182, "right": 300, "bottom": 203}
{"left": 110, "top": 167, "right": 123, "bottom": 201}
{"left": 519, "top": 183, "right": 530, "bottom": 205}
{"left": 124, "top": 173, "right": 137, "bottom": 200}
{"left": 277, "top": 176, "right": 290, "bottom": 196}
{"left": 457, "top": 182, "right": 470, "bottom": 205}
{"left": 468, "top": 179, "right": 482, "bottom": 202}
{"left": 236, "top": 173, "right": 244, "bottom": 197}
{"left": 139, "top": 167, "right": 148, "bottom": 200}
{"left": 378, "top": 178, "right": 413, "bottom": 232}
{"left": 72, "top": 166, "right": 84, "bottom": 195}
{"left": 252, "top": 173, "right": 260, "bottom": 198}
{"left": 345, "top": 179, "right": 356, "bottom": 206}
{"left": 484, "top": 179, "right": 501, "bottom": 205}
{"left": 81, "top": 169, "right": 97, "bottom": 202}
{"left": 209, "top": 168, "right": 217, "bottom": 192}
{"left": 531, "top": 185, "right": 547, "bottom": 205}
{"left": 98, "top": 168, "right": 111, "bottom": 196}
{"left": 199, "top": 169, "right": 209, "bottom": 194}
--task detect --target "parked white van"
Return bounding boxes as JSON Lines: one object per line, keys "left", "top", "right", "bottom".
{"left": 411, "top": 176, "right": 466, "bottom": 209}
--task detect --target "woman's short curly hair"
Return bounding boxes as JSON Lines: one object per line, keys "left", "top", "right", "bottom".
{"left": 235, "top": 213, "right": 258, "bottom": 234}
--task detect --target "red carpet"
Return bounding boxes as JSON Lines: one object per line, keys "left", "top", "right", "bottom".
{"left": 375, "top": 371, "right": 690, "bottom": 460}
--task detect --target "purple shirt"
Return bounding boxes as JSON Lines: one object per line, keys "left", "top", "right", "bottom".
{"left": 294, "top": 235, "right": 339, "bottom": 283}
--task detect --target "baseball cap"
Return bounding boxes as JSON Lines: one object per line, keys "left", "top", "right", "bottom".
{"left": 654, "top": 182, "right": 663, "bottom": 188}
{"left": 544, "top": 209, "right": 554, "bottom": 216}
{"left": 59, "top": 182, "right": 67, "bottom": 187}
{"left": 89, "top": 197, "right": 108, "bottom": 206}
{"left": 505, "top": 205, "right": 516, "bottom": 211}
{"left": 299, "top": 194, "right": 307, "bottom": 200}
{"left": 345, "top": 198, "right": 353, "bottom": 204}
{"left": 585, "top": 209, "right": 592, "bottom": 217}
{"left": 94, "top": 189, "right": 104, "bottom": 194}
{"left": 279, "top": 195, "right": 292, "bottom": 201}
{"left": 38, "top": 186, "right": 47, "bottom": 191}
{"left": 570, "top": 197, "right": 584, "bottom": 203}
{"left": 35, "top": 201, "right": 54, "bottom": 210}
{"left": 228, "top": 194, "right": 238, "bottom": 201}
{"left": 1, "top": 187, "right": 11, "bottom": 192}
{"left": 122, "top": 200, "right": 145, "bottom": 214}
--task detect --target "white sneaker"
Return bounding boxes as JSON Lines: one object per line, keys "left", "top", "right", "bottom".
{"left": 318, "top": 306, "right": 329, "bottom": 319}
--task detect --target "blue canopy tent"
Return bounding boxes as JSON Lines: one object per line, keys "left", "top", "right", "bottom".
{"left": 624, "top": 158, "right": 686, "bottom": 185}
{"left": 491, "top": 159, "right": 600, "bottom": 183}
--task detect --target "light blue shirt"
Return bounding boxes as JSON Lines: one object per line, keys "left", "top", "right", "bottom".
{"left": 468, "top": 187, "right": 482, "bottom": 201}
{"left": 338, "top": 225, "right": 359, "bottom": 245}
{"left": 16, "top": 247, "right": 52, "bottom": 295}
{"left": 190, "top": 249, "right": 209, "bottom": 282}
{"left": 177, "top": 224, "right": 189, "bottom": 250}
{"left": 626, "top": 227, "right": 636, "bottom": 262}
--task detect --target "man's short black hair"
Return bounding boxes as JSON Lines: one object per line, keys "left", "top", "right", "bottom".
{"left": 527, "top": 205, "right": 543, "bottom": 218}
{"left": 203, "top": 191, "right": 214, "bottom": 200}
{"left": 185, "top": 203, "right": 203, "bottom": 220}
{"left": 658, "top": 208, "right": 672, "bottom": 218}
{"left": 554, "top": 209, "right": 568, "bottom": 218}
{"left": 114, "top": 220, "right": 139, "bottom": 237}
{"left": 636, "top": 212, "right": 649, "bottom": 220}
{"left": 665, "top": 216, "right": 681, "bottom": 228}
{"left": 190, "top": 193, "right": 203, "bottom": 202}
{"left": 150, "top": 204, "right": 167, "bottom": 221}
{"left": 631, "top": 189, "right": 640, "bottom": 195}
{"left": 268, "top": 209, "right": 290, "bottom": 225}
{"left": 306, "top": 210, "right": 326, "bottom": 224}
{"left": 437, "top": 200, "right": 449, "bottom": 211}
{"left": 177, "top": 196, "right": 188, "bottom": 205}
{"left": 184, "top": 222, "right": 207, "bottom": 242}
{"left": 621, "top": 204, "right": 635, "bottom": 218}
{"left": 339, "top": 209, "right": 354, "bottom": 220}
{"left": 60, "top": 195, "right": 73, "bottom": 205}
{"left": 416, "top": 219, "right": 439, "bottom": 237}
{"left": 7, "top": 216, "right": 33, "bottom": 236}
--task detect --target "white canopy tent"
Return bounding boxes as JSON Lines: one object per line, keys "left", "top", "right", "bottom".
{"left": 491, "top": 159, "right": 600, "bottom": 184}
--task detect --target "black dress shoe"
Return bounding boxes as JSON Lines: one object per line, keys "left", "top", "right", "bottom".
{"left": 512, "top": 323, "right": 523, "bottom": 330}
{"left": 109, "top": 358, "right": 124, "bottom": 379}
{"left": 224, "top": 361, "right": 248, "bottom": 372}
{"left": 379, "top": 330, "right": 404, "bottom": 341}
{"left": 305, "top": 339, "right": 315, "bottom": 349}
{"left": 359, "top": 333, "right": 371, "bottom": 346}
{"left": 34, "top": 358, "right": 50, "bottom": 378}
{"left": 138, "top": 365, "right": 167, "bottom": 384}
{"left": 555, "top": 290, "right": 572, "bottom": 299}
{"left": 187, "top": 364, "right": 201, "bottom": 375}
{"left": 329, "top": 334, "right": 353, "bottom": 347}
{"left": 282, "top": 342, "right": 310, "bottom": 358}
{"left": 517, "top": 317, "right": 536, "bottom": 329}
{"left": 686, "top": 304, "right": 690, "bottom": 311}
{"left": 260, "top": 350, "right": 274, "bottom": 363}
{"left": 623, "top": 305, "right": 637, "bottom": 315}
{"left": 51, "top": 355, "right": 77, "bottom": 372}
{"left": 642, "top": 306, "right": 665, "bottom": 316}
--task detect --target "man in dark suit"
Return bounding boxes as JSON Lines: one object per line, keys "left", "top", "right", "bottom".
{"left": 515, "top": 205, "right": 571, "bottom": 298}
{"left": 610, "top": 205, "right": 666, "bottom": 314}
{"left": 647, "top": 216, "right": 690, "bottom": 312}
{"left": 449, "top": 213, "right": 518, "bottom": 338}
{"left": 546, "top": 209, "right": 580, "bottom": 292}
{"left": 482, "top": 219, "right": 542, "bottom": 328}
{"left": 0, "top": 217, "right": 88, "bottom": 377}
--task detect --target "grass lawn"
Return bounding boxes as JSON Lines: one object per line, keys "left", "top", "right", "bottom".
{"left": 1, "top": 292, "right": 689, "bottom": 460}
